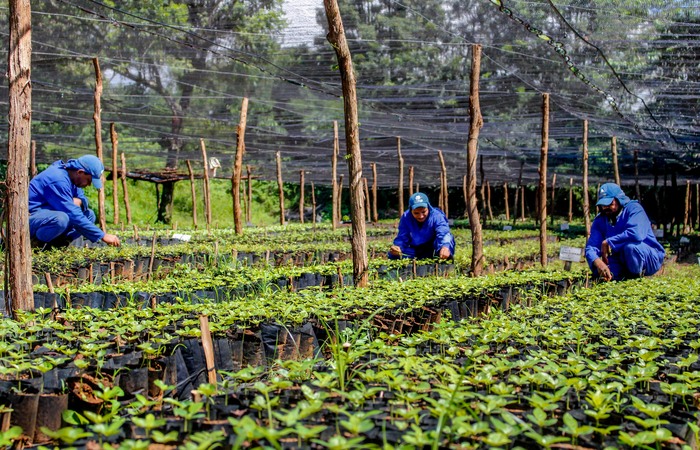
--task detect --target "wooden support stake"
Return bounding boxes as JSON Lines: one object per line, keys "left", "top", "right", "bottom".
{"left": 408, "top": 166, "right": 414, "bottom": 198}
{"left": 520, "top": 186, "right": 526, "bottom": 222}
{"left": 246, "top": 165, "right": 253, "bottom": 224}
{"left": 463, "top": 175, "right": 468, "bottom": 218}
{"left": 331, "top": 120, "right": 339, "bottom": 230}
{"left": 148, "top": 232, "right": 157, "bottom": 281}
{"left": 44, "top": 273, "right": 54, "bottom": 294}
{"left": 110, "top": 123, "right": 119, "bottom": 225}
{"left": 201, "top": 139, "right": 212, "bottom": 231}
{"left": 582, "top": 120, "right": 591, "bottom": 236}
{"left": 232, "top": 98, "right": 248, "bottom": 234}
{"left": 371, "top": 163, "right": 378, "bottom": 223}
{"left": 199, "top": 315, "right": 217, "bottom": 385}
{"left": 611, "top": 136, "right": 621, "bottom": 186}
{"left": 276, "top": 151, "right": 286, "bottom": 225}
{"left": 30, "top": 140, "right": 37, "bottom": 178}
{"left": 466, "top": 44, "right": 484, "bottom": 276}
{"left": 684, "top": 180, "right": 691, "bottom": 233}
{"left": 486, "top": 180, "right": 493, "bottom": 221}
{"left": 133, "top": 224, "right": 139, "bottom": 243}
{"left": 363, "top": 177, "right": 370, "bottom": 222}
{"left": 438, "top": 150, "right": 448, "bottom": 217}
{"left": 538, "top": 93, "right": 550, "bottom": 268}
{"left": 299, "top": 170, "right": 305, "bottom": 224}
{"left": 503, "top": 182, "right": 510, "bottom": 221}
{"left": 337, "top": 174, "right": 344, "bottom": 221}
{"left": 120, "top": 153, "right": 132, "bottom": 225}
{"left": 186, "top": 160, "right": 198, "bottom": 229}
{"left": 311, "top": 181, "right": 317, "bottom": 232}
{"left": 92, "top": 57, "right": 107, "bottom": 232}
{"left": 397, "top": 137, "right": 404, "bottom": 214}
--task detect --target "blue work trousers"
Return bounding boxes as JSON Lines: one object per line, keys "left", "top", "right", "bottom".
{"left": 29, "top": 209, "right": 96, "bottom": 245}
{"left": 591, "top": 242, "right": 664, "bottom": 280}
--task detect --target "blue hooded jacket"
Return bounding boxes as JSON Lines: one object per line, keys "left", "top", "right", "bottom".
{"left": 585, "top": 189, "right": 664, "bottom": 266}
{"left": 392, "top": 196, "right": 455, "bottom": 259}
{"left": 29, "top": 160, "right": 105, "bottom": 242}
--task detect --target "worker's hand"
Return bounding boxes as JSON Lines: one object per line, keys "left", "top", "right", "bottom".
{"left": 73, "top": 197, "right": 83, "bottom": 208}
{"left": 438, "top": 246, "right": 451, "bottom": 260}
{"left": 601, "top": 240, "right": 611, "bottom": 264}
{"left": 389, "top": 245, "right": 402, "bottom": 257}
{"left": 593, "top": 258, "right": 612, "bottom": 281}
{"left": 102, "top": 234, "right": 121, "bottom": 247}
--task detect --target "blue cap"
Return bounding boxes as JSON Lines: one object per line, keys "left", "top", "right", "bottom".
{"left": 596, "top": 183, "right": 623, "bottom": 206}
{"left": 77, "top": 155, "right": 104, "bottom": 189}
{"left": 409, "top": 192, "right": 429, "bottom": 210}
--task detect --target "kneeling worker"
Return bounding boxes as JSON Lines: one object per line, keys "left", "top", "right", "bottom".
{"left": 585, "top": 183, "right": 664, "bottom": 281}
{"left": 29, "top": 155, "right": 120, "bottom": 249}
{"left": 388, "top": 192, "right": 455, "bottom": 260}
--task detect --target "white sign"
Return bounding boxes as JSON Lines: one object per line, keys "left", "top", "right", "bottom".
{"left": 172, "top": 233, "right": 192, "bottom": 242}
{"left": 503, "top": 225, "right": 512, "bottom": 231}
{"left": 653, "top": 229, "right": 664, "bottom": 238}
{"left": 559, "top": 246, "right": 582, "bottom": 263}
{"left": 560, "top": 222, "right": 569, "bottom": 231}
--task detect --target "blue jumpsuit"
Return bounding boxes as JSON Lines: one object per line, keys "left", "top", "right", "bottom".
{"left": 29, "top": 160, "right": 105, "bottom": 246}
{"left": 585, "top": 198, "right": 665, "bottom": 280}
{"left": 388, "top": 205, "right": 455, "bottom": 260}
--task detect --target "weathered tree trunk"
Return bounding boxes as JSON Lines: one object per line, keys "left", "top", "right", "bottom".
{"left": 325, "top": 0, "right": 369, "bottom": 287}
{"left": 582, "top": 120, "right": 591, "bottom": 236}
{"left": 371, "top": 162, "right": 378, "bottom": 223}
{"left": 397, "top": 137, "right": 404, "bottom": 214}
{"left": 466, "top": 44, "right": 484, "bottom": 276}
{"left": 121, "top": 153, "right": 132, "bottom": 225}
{"left": 92, "top": 58, "right": 107, "bottom": 232}
{"left": 408, "top": 166, "right": 414, "bottom": 197}
{"left": 503, "top": 182, "right": 510, "bottom": 221}
{"left": 539, "top": 93, "right": 550, "bottom": 267}
{"left": 299, "top": 170, "right": 305, "bottom": 224}
{"left": 30, "top": 140, "right": 36, "bottom": 178}
{"left": 6, "top": 0, "right": 34, "bottom": 315}
{"left": 232, "top": 98, "right": 248, "bottom": 235}
{"left": 611, "top": 136, "right": 620, "bottom": 186}
{"left": 200, "top": 139, "right": 212, "bottom": 231}
{"left": 568, "top": 177, "right": 573, "bottom": 223}
{"left": 331, "top": 120, "right": 339, "bottom": 230}
{"left": 110, "top": 123, "right": 119, "bottom": 225}
{"left": 186, "top": 160, "right": 197, "bottom": 229}
{"left": 276, "top": 151, "right": 285, "bottom": 226}
{"left": 634, "top": 149, "right": 640, "bottom": 199}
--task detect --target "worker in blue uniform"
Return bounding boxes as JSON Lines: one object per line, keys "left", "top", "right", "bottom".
{"left": 388, "top": 192, "right": 455, "bottom": 260}
{"left": 585, "top": 183, "right": 664, "bottom": 281}
{"left": 29, "top": 155, "right": 120, "bottom": 249}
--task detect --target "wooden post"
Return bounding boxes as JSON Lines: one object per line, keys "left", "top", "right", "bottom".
{"left": 110, "top": 123, "right": 119, "bottom": 225}
{"left": 438, "top": 150, "right": 448, "bottom": 217}
{"left": 684, "top": 180, "right": 691, "bottom": 233}
{"left": 463, "top": 175, "right": 468, "bottom": 218}
{"left": 337, "top": 174, "right": 344, "bottom": 221}
{"left": 186, "top": 160, "right": 198, "bottom": 229}
{"left": 549, "top": 173, "right": 556, "bottom": 226}
{"left": 634, "top": 149, "right": 641, "bottom": 199}
{"left": 246, "top": 165, "right": 253, "bottom": 224}
{"left": 311, "top": 181, "right": 317, "bottom": 232}
{"left": 538, "top": 93, "right": 550, "bottom": 268}
{"left": 120, "top": 153, "right": 132, "bottom": 225}
{"left": 466, "top": 44, "right": 484, "bottom": 276}
{"left": 371, "top": 162, "right": 378, "bottom": 223}
{"left": 582, "top": 120, "right": 591, "bottom": 236}
{"left": 299, "top": 170, "right": 305, "bottom": 224}
{"left": 397, "top": 137, "right": 404, "bottom": 214}
{"left": 520, "top": 186, "right": 526, "bottom": 222}
{"left": 363, "top": 177, "right": 370, "bottom": 222}
{"left": 486, "top": 180, "right": 493, "bottom": 221}
{"left": 325, "top": 0, "right": 369, "bottom": 287}
{"left": 30, "top": 140, "right": 36, "bottom": 178}
{"left": 199, "top": 316, "right": 217, "bottom": 385}
{"left": 92, "top": 58, "right": 107, "bottom": 232}
{"left": 276, "top": 151, "right": 286, "bottom": 226}
{"left": 331, "top": 120, "right": 339, "bottom": 230}
{"left": 408, "top": 166, "right": 414, "bottom": 197}
{"left": 611, "top": 136, "right": 621, "bottom": 186}
{"left": 6, "top": 0, "right": 34, "bottom": 314}
{"left": 503, "top": 182, "right": 510, "bottom": 221}
{"left": 200, "top": 139, "right": 212, "bottom": 230}
{"left": 568, "top": 177, "right": 573, "bottom": 223}
{"left": 232, "top": 97, "right": 248, "bottom": 235}
{"left": 148, "top": 232, "right": 157, "bottom": 281}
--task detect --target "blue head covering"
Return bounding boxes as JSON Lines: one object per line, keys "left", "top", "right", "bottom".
{"left": 596, "top": 183, "right": 630, "bottom": 207}
{"left": 64, "top": 155, "right": 104, "bottom": 189}
{"left": 409, "top": 192, "right": 431, "bottom": 210}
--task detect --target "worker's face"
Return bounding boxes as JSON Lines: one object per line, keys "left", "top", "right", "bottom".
{"left": 73, "top": 169, "right": 93, "bottom": 188}
{"left": 411, "top": 207, "right": 429, "bottom": 223}
{"left": 599, "top": 198, "right": 620, "bottom": 219}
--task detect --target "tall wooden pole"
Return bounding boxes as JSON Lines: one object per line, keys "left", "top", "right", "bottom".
{"left": 276, "top": 151, "right": 285, "bottom": 226}
{"left": 299, "top": 170, "right": 305, "bottom": 224}
{"left": 337, "top": 174, "right": 344, "bottom": 221}
{"left": 311, "top": 181, "right": 317, "bottom": 232}
{"left": 331, "top": 120, "right": 339, "bottom": 230}
{"left": 438, "top": 150, "right": 448, "bottom": 217}
{"left": 110, "top": 123, "right": 119, "bottom": 225}
{"left": 246, "top": 165, "right": 252, "bottom": 224}
{"left": 120, "top": 153, "right": 132, "bottom": 225}
{"left": 200, "top": 139, "right": 212, "bottom": 230}
{"left": 186, "top": 160, "right": 198, "bottom": 229}
{"left": 232, "top": 97, "right": 248, "bottom": 235}
{"left": 466, "top": 44, "right": 484, "bottom": 276}
{"left": 684, "top": 180, "right": 691, "bottom": 233}
{"left": 486, "top": 180, "right": 493, "bottom": 221}
{"left": 568, "top": 177, "right": 573, "bottom": 223}
{"left": 397, "top": 137, "right": 404, "bottom": 214}
{"left": 325, "top": 0, "right": 369, "bottom": 287}
{"left": 611, "top": 136, "right": 621, "bottom": 186}
{"left": 92, "top": 58, "right": 107, "bottom": 232}
{"left": 503, "top": 182, "right": 510, "bottom": 221}
{"left": 408, "top": 166, "right": 414, "bottom": 197}
{"left": 520, "top": 186, "right": 526, "bottom": 222}
{"left": 363, "top": 177, "right": 370, "bottom": 223}
{"left": 371, "top": 162, "right": 378, "bottom": 223}
{"left": 538, "top": 93, "right": 550, "bottom": 268}
{"left": 463, "top": 175, "right": 468, "bottom": 218}
{"left": 634, "top": 149, "right": 641, "bottom": 199}
{"left": 30, "top": 140, "right": 36, "bottom": 178}
{"left": 582, "top": 120, "right": 591, "bottom": 236}
{"left": 6, "top": 0, "right": 34, "bottom": 314}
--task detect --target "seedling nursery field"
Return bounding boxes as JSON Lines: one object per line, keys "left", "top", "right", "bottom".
{"left": 0, "top": 222, "right": 698, "bottom": 449}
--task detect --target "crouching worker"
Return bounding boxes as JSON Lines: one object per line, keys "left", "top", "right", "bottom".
{"left": 29, "top": 155, "right": 120, "bottom": 249}
{"left": 585, "top": 183, "right": 664, "bottom": 281}
{"left": 388, "top": 192, "right": 455, "bottom": 260}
